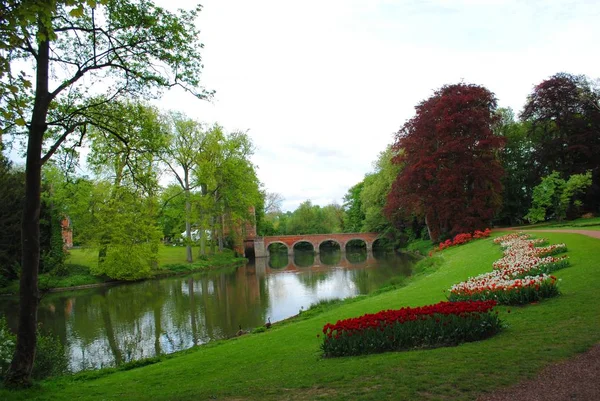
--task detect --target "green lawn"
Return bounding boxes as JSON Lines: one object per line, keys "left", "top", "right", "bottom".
{"left": 1, "top": 246, "right": 244, "bottom": 295}
{"left": 2, "top": 232, "right": 599, "bottom": 400}
{"left": 66, "top": 245, "right": 216, "bottom": 268}
{"left": 517, "top": 216, "right": 600, "bottom": 231}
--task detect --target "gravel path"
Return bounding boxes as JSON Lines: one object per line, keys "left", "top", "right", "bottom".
{"left": 478, "top": 228, "right": 600, "bottom": 401}
{"left": 477, "top": 344, "right": 600, "bottom": 401}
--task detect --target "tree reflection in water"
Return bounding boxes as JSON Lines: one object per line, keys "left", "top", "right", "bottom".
{"left": 0, "top": 249, "right": 415, "bottom": 372}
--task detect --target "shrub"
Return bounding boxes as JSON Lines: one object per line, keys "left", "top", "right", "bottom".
{"left": 0, "top": 317, "right": 15, "bottom": 377}
{"left": 32, "top": 330, "right": 69, "bottom": 379}
{"left": 0, "top": 320, "right": 69, "bottom": 381}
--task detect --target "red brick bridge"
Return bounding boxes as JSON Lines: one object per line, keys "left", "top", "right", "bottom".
{"left": 248, "top": 233, "right": 381, "bottom": 257}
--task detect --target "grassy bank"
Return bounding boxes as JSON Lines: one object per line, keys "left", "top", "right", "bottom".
{"left": 1, "top": 232, "right": 599, "bottom": 400}
{"left": 0, "top": 246, "right": 246, "bottom": 295}
{"left": 512, "top": 216, "right": 600, "bottom": 231}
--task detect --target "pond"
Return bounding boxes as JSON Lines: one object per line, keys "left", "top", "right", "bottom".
{"left": 0, "top": 249, "right": 417, "bottom": 372}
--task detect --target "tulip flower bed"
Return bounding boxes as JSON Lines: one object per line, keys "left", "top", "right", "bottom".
{"left": 433, "top": 228, "right": 492, "bottom": 253}
{"left": 320, "top": 300, "right": 502, "bottom": 357}
{"left": 448, "top": 273, "right": 559, "bottom": 304}
{"left": 448, "top": 233, "right": 568, "bottom": 305}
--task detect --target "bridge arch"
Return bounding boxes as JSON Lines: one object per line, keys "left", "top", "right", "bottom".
{"left": 267, "top": 241, "right": 289, "bottom": 254}
{"left": 345, "top": 238, "right": 372, "bottom": 252}
{"left": 318, "top": 239, "right": 342, "bottom": 253}
{"left": 292, "top": 240, "right": 315, "bottom": 253}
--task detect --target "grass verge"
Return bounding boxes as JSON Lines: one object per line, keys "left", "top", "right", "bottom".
{"left": 515, "top": 216, "right": 600, "bottom": 231}
{"left": 0, "top": 246, "right": 245, "bottom": 295}
{"left": 1, "top": 232, "right": 598, "bottom": 400}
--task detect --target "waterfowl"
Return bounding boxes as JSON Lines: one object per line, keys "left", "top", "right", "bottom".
{"left": 265, "top": 317, "right": 272, "bottom": 329}
{"left": 236, "top": 324, "right": 247, "bottom": 336}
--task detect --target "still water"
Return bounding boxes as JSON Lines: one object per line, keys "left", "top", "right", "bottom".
{"left": 0, "top": 250, "right": 416, "bottom": 372}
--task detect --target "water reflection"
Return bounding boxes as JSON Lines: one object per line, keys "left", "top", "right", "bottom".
{"left": 0, "top": 249, "right": 416, "bottom": 372}
{"left": 293, "top": 250, "right": 315, "bottom": 267}
{"left": 320, "top": 250, "right": 341, "bottom": 266}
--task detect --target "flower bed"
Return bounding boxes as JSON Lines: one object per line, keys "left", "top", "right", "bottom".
{"left": 448, "top": 274, "right": 558, "bottom": 304}
{"left": 320, "top": 300, "right": 502, "bottom": 357}
{"left": 432, "top": 228, "right": 492, "bottom": 254}
{"left": 448, "top": 233, "right": 568, "bottom": 305}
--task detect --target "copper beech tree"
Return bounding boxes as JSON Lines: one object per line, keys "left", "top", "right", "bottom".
{"left": 385, "top": 83, "right": 505, "bottom": 242}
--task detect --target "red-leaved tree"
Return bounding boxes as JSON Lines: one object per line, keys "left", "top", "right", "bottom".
{"left": 385, "top": 83, "right": 504, "bottom": 242}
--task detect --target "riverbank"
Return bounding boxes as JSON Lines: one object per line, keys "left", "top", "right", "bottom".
{"left": 1, "top": 231, "right": 598, "bottom": 400}
{"left": 0, "top": 247, "right": 247, "bottom": 296}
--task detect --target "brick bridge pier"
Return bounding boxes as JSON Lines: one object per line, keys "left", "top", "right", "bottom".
{"left": 247, "top": 233, "right": 380, "bottom": 258}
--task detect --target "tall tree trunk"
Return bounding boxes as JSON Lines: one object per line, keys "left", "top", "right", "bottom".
{"left": 218, "top": 214, "right": 224, "bottom": 252}
{"left": 199, "top": 223, "right": 206, "bottom": 256}
{"left": 184, "top": 170, "right": 192, "bottom": 263}
{"left": 210, "top": 216, "right": 216, "bottom": 254}
{"left": 5, "top": 37, "right": 51, "bottom": 388}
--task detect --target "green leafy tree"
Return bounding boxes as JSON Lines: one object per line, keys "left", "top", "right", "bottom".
{"left": 360, "top": 146, "right": 402, "bottom": 233}
{"left": 158, "top": 184, "right": 187, "bottom": 241}
{"left": 160, "top": 113, "right": 213, "bottom": 260}
{"left": 343, "top": 182, "right": 365, "bottom": 232}
{"left": 525, "top": 171, "right": 593, "bottom": 223}
{"left": 88, "top": 185, "right": 162, "bottom": 280}
{"left": 285, "top": 201, "right": 343, "bottom": 235}
{"left": 0, "top": 0, "right": 210, "bottom": 386}
{"left": 0, "top": 161, "right": 65, "bottom": 284}
{"left": 85, "top": 101, "right": 165, "bottom": 271}
{"left": 209, "top": 129, "right": 261, "bottom": 252}
{"left": 494, "top": 108, "right": 536, "bottom": 225}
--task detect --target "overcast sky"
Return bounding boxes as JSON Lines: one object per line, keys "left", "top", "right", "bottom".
{"left": 8, "top": 1, "right": 598, "bottom": 212}
{"left": 152, "top": 0, "right": 599, "bottom": 211}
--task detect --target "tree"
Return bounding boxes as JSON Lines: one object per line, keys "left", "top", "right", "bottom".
{"left": 494, "top": 108, "right": 536, "bottom": 225}
{"left": 204, "top": 127, "right": 261, "bottom": 252}
{"left": 521, "top": 73, "right": 600, "bottom": 211}
{"left": 525, "top": 171, "right": 593, "bottom": 223}
{"left": 0, "top": 161, "right": 65, "bottom": 284}
{"left": 385, "top": 83, "right": 504, "bottom": 242}
{"left": 158, "top": 184, "right": 187, "bottom": 241}
{"left": 160, "top": 113, "right": 212, "bottom": 261}
{"left": 343, "top": 182, "right": 365, "bottom": 232}
{"left": 264, "top": 192, "right": 284, "bottom": 215}
{"left": 360, "top": 146, "right": 402, "bottom": 234}
{"left": 0, "top": 0, "right": 210, "bottom": 386}
{"left": 85, "top": 101, "right": 166, "bottom": 273}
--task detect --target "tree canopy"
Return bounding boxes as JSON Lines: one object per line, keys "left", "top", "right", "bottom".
{"left": 521, "top": 72, "right": 600, "bottom": 212}
{"left": 1, "top": 0, "right": 211, "bottom": 386}
{"left": 385, "top": 83, "right": 505, "bottom": 242}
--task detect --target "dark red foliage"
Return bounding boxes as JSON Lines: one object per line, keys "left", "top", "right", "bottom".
{"left": 385, "top": 83, "right": 504, "bottom": 242}
{"left": 520, "top": 72, "right": 600, "bottom": 212}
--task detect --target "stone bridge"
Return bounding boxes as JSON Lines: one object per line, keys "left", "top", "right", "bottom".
{"left": 248, "top": 233, "right": 381, "bottom": 258}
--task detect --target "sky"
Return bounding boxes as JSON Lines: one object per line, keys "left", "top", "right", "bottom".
{"left": 7, "top": 1, "right": 599, "bottom": 212}
{"left": 151, "top": 0, "right": 600, "bottom": 211}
